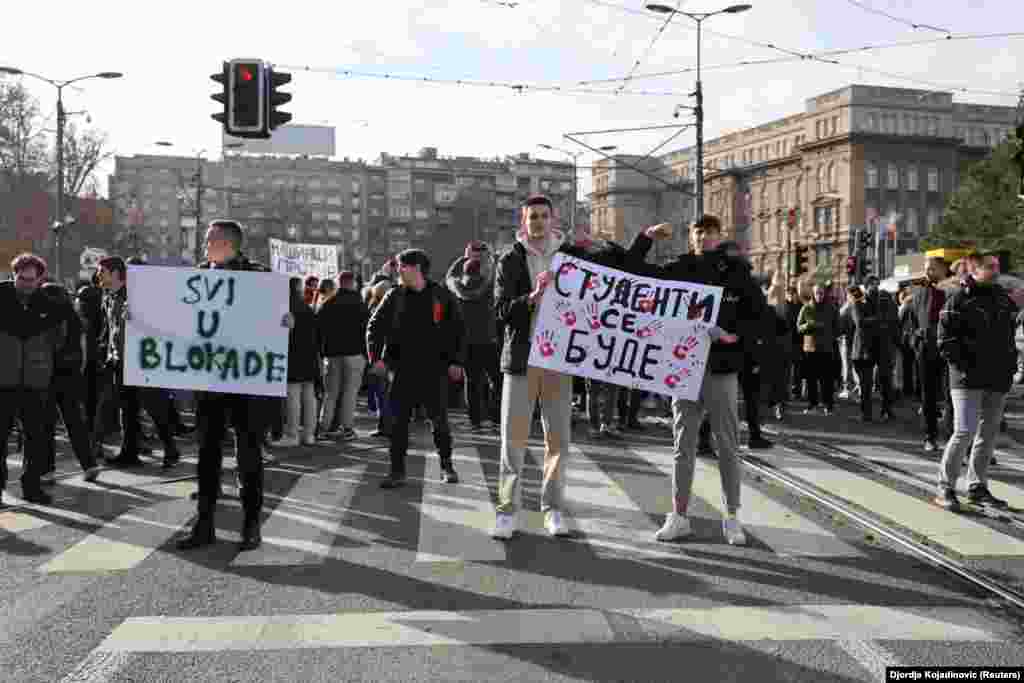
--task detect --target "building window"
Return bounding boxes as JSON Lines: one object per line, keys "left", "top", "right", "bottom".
{"left": 927, "top": 207, "right": 940, "bottom": 231}
{"left": 927, "top": 167, "right": 939, "bottom": 192}
{"left": 814, "top": 206, "right": 833, "bottom": 231}
{"left": 414, "top": 208, "right": 429, "bottom": 220}
{"left": 887, "top": 164, "right": 899, "bottom": 189}
{"left": 827, "top": 162, "right": 837, "bottom": 192}
{"left": 866, "top": 162, "right": 878, "bottom": 189}
{"left": 352, "top": 213, "right": 361, "bottom": 227}
{"left": 815, "top": 120, "right": 822, "bottom": 139}
{"left": 831, "top": 116, "right": 838, "bottom": 135}
{"left": 907, "top": 165, "right": 918, "bottom": 191}
{"left": 816, "top": 165, "right": 826, "bottom": 195}
{"left": 905, "top": 207, "right": 918, "bottom": 235}
{"left": 777, "top": 180, "right": 785, "bottom": 205}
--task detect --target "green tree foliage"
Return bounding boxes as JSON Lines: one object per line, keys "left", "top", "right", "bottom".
{"left": 922, "top": 136, "right": 1024, "bottom": 269}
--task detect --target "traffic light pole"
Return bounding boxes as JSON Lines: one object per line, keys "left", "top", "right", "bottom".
{"left": 194, "top": 158, "right": 203, "bottom": 264}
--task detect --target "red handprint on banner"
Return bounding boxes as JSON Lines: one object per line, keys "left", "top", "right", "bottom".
{"left": 535, "top": 330, "right": 558, "bottom": 358}
{"left": 663, "top": 363, "right": 692, "bottom": 390}
{"left": 554, "top": 300, "right": 577, "bottom": 327}
{"left": 637, "top": 320, "right": 665, "bottom": 339}
{"left": 558, "top": 261, "right": 578, "bottom": 276}
{"left": 585, "top": 302, "right": 602, "bottom": 330}
{"left": 672, "top": 336, "right": 700, "bottom": 361}
{"left": 638, "top": 297, "right": 656, "bottom": 314}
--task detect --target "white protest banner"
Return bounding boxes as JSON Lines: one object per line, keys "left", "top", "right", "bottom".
{"left": 528, "top": 253, "right": 722, "bottom": 401}
{"left": 268, "top": 238, "right": 340, "bottom": 281}
{"left": 123, "top": 266, "right": 290, "bottom": 397}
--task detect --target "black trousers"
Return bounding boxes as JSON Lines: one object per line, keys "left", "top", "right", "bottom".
{"left": 82, "top": 362, "right": 101, "bottom": 438}
{"left": 917, "top": 353, "right": 952, "bottom": 439}
{"left": 855, "top": 358, "right": 893, "bottom": 418}
{"left": 0, "top": 387, "right": 48, "bottom": 494}
{"left": 740, "top": 364, "right": 764, "bottom": 439}
{"left": 389, "top": 367, "right": 453, "bottom": 476}
{"left": 464, "top": 343, "right": 501, "bottom": 426}
{"left": 42, "top": 373, "right": 97, "bottom": 474}
{"left": 196, "top": 392, "right": 266, "bottom": 520}
{"left": 805, "top": 351, "right": 836, "bottom": 410}
{"left": 617, "top": 388, "right": 642, "bottom": 426}
{"left": 93, "top": 364, "right": 178, "bottom": 459}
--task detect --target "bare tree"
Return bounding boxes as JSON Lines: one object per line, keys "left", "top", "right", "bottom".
{"left": 59, "top": 120, "right": 112, "bottom": 199}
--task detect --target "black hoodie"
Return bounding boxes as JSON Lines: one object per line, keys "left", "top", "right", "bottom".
{"left": 446, "top": 255, "right": 497, "bottom": 345}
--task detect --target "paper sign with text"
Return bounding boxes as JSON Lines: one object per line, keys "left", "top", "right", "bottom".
{"left": 123, "top": 266, "right": 290, "bottom": 397}
{"left": 528, "top": 253, "right": 722, "bottom": 401}
{"left": 268, "top": 238, "right": 340, "bottom": 281}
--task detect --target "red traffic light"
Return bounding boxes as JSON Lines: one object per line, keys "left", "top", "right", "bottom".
{"left": 846, "top": 256, "right": 858, "bottom": 274}
{"left": 238, "top": 65, "right": 255, "bottom": 82}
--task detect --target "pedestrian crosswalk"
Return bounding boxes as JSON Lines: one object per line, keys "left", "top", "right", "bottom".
{"left": 5, "top": 437, "right": 1024, "bottom": 577}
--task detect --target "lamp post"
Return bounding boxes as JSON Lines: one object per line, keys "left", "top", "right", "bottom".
{"left": 538, "top": 143, "right": 583, "bottom": 230}
{"left": 0, "top": 66, "right": 122, "bottom": 282}
{"left": 644, "top": 4, "right": 751, "bottom": 222}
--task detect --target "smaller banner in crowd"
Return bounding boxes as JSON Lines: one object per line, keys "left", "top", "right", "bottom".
{"left": 268, "top": 238, "right": 340, "bottom": 281}
{"left": 123, "top": 266, "right": 290, "bottom": 397}
{"left": 528, "top": 253, "right": 722, "bottom": 401}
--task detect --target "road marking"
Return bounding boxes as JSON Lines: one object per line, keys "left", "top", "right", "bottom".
{"left": 636, "top": 447, "right": 866, "bottom": 557}
{"left": 85, "top": 605, "right": 1005, "bottom": 653}
{"left": 779, "top": 456, "right": 1024, "bottom": 557}
{"left": 39, "top": 499, "right": 196, "bottom": 574}
{"left": 415, "top": 448, "right": 506, "bottom": 563}
{"left": 0, "top": 499, "right": 108, "bottom": 534}
{"left": 232, "top": 465, "right": 369, "bottom": 567}
{"left": 57, "top": 650, "right": 131, "bottom": 683}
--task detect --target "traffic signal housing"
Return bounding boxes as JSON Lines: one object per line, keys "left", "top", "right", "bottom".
{"left": 858, "top": 229, "right": 872, "bottom": 252}
{"left": 267, "top": 66, "right": 292, "bottom": 131}
{"left": 794, "top": 244, "right": 809, "bottom": 277}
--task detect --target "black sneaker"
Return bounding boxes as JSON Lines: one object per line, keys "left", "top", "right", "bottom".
{"left": 967, "top": 485, "right": 1008, "bottom": 508}
{"left": 441, "top": 467, "right": 459, "bottom": 484}
{"left": 933, "top": 488, "right": 961, "bottom": 511}
{"left": 162, "top": 453, "right": 181, "bottom": 470}
{"left": 339, "top": 428, "right": 357, "bottom": 441}
{"left": 380, "top": 475, "right": 406, "bottom": 489}
{"left": 22, "top": 489, "right": 52, "bottom": 505}
{"left": 370, "top": 430, "right": 391, "bottom": 439}
{"left": 747, "top": 436, "right": 774, "bottom": 450}
{"left": 923, "top": 438, "right": 939, "bottom": 454}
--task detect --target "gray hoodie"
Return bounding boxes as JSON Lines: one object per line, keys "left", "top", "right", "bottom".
{"left": 446, "top": 255, "right": 497, "bottom": 345}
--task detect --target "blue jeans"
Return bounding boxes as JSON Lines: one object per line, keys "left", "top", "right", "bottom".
{"left": 938, "top": 389, "right": 1006, "bottom": 493}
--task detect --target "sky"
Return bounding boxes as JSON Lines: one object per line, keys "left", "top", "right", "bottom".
{"left": 3, "top": 0, "right": 1022, "bottom": 199}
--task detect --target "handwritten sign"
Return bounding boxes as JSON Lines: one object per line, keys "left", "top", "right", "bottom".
{"left": 123, "top": 266, "right": 290, "bottom": 397}
{"left": 528, "top": 253, "right": 722, "bottom": 401}
{"left": 268, "top": 238, "right": 340, "bottom": 281}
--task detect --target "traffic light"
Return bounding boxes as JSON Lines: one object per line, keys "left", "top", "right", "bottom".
{"left": 859, "top": 256, "right": 873, "bottom": 279}
{"left": 267, "top": 66, "right": 292, "bottom": 131}
{"left": 794, "top": 244, "right": 809, "bottom": 276}
{"left": 210, "top": 59, "right": 268, "bottom": 138}
{"left": 846, "top": 255, "right": 857, "bottom": 276}
{"left": 786, "top": 207, "right": 798, "bottom": 229}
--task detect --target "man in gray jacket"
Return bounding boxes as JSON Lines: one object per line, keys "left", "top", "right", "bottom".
{"left": 446, "top": 241, "right": 501, "bottom": 432}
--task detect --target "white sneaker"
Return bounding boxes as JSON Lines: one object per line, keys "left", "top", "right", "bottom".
{"left": 654, "top": 512, "right": 692, "bottom": 541}
{"left": 837, "top": 390, "right": 850, "bottom": 400}
{"left": 544, "top": 510, "right": 571, "bottom": 537}
{"left": 272, "top": 436, "right": 300, "bottom": 448}
{"left": 491, "top": 513, "right": 518, "bottom": 539}
{"left": 302, "top": 437, "right": 317, "bottom": 446}
{"left": 723, "top": 515, "right": 747, "bottom": 546}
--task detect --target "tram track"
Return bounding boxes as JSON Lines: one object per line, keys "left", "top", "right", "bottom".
{"left": 737, "top": 427, "right": 1024, "bottom": 614}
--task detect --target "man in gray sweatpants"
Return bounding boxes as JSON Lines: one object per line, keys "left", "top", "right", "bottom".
{"left": 634, "top": 215, "right": 768, "bottom": 546}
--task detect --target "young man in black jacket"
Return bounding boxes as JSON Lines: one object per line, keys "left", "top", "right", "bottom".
{"left": 636, "top": 215, "right": 761, "bottom": 546}
{"left": 177, "top": 219, "right": 291, "bottom": 552}
{"left": 933, "top": 252, "right": 1019, "bottom": 511}
{"left": 367, "top": 249, "right": 465, "bottom": 489}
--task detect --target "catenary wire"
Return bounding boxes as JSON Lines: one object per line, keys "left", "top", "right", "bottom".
{"left": 615, "top": 0, "right": 682, "bottom": 94}
{"left": 842, "top": 0, "right": 950, "bottom": 34}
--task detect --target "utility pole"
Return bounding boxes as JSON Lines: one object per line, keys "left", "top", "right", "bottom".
{"left": 193, "top": 156, "right": 203, "bottom": 264}
{"left": 54, "top": 90, "right": 65, "bottom": 282}
{"left": 694, "top": 19, "right": 704, "bottom": 221}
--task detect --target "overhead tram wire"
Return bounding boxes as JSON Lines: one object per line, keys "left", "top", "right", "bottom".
{"left": 273, "top": 64, "right": 687, "bottom": 98}
{"left": 615, "top": 0, "right": 682, "bottom": 94}
{"left": 574, "top": 0, "right": 1020, "bottom": 96}
{"left": 842, "top": 0, "right": 951, "bottom": 34}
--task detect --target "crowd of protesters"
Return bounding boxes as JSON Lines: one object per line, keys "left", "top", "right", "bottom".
{"left": 2, "top": 195, "right": 1022, "bottom": 550}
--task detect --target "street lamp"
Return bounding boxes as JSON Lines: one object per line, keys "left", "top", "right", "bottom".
{"left": 538, "top": 143, "right": 583, "bottom": 230}
{"left": 644, "top": 4, "right": 751, "bottom": 222}
{"left": 0, "top": 66, "right": 122, "bottom": 282}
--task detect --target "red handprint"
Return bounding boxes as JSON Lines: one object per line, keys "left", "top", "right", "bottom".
{"left": 673, "top": 336, "right": 700, "bottom": 360}
{"left": 638, "top": 297, "right": 656, "bottom": 313}
{"left": 585, "top": 302, "right": 601, "bottom": 330}
{"left": 663, "top": 364, "right": 692, "bottom": 390}
{"left": 664, "top": 374, "right": 681, "bottom": 389}
{"left": 637, "top": 320, "right": 665, "bottom": 339}
{"left": 585, "top": 276, "right": 599, "bottom": 290}
{"left": 558, "top": 261, "right": 578, "bottom": 276}
{"left": 535, "top": 330, "right": 558, "bottom": 358}
{"left": 554, "top": 301, "right": 577, "bottom": 327}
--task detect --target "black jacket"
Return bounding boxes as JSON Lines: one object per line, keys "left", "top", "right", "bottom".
{"left": 0, "top": 281, "right": 65, "bottom": 390}
{"left": 446, "top": 255, "right": 497, "bottom": 346}
{"left": 631, "top": 234, "right": 769, "bottom": 375}
{"left": 842, "top": 290, "right": 899, "bottom": 363}
{"left": 494, "top": 236, "right": 649, "bottom": 375}
{"left": 76, "top": 285, "right": 104, "bottom": 367}
{"left": 287, "top": 293, "right": 321, "bottom": 383}
{"left": 366, "top": 280, "right": 464, "bottom": 372}
{"left": 937, "top": 277, "right": 1019, "bottom": 393}
{"left": 317, "top": 289, "right": 369, "bottom": 358}
{"left": 901, "top": 283, "right": 946, "bottom": 360}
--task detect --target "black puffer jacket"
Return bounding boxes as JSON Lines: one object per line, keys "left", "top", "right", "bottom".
{"left": 287, "top": 292, "right": 321, "bottom": 383}
{"left": 366, "top": 281, "right": 464, "bottom": 372}
{"left": 937, "top": 276, "right": 1019, "bottom": 393}
{"left": 0, "top": 281, "right": 65, "bottom": 390}
{"left": 317, "top": 289, "right": 369, "bottom": 358}
{"left": 446, "top": 255, "right": 497, "bottom": 346}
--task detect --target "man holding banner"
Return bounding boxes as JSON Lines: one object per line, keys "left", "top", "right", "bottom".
{"left": 177, "top": 220, "right": 290, "bottom": 552}
{"left": 636, "top": 215, "right": 767, "bottom": 546}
